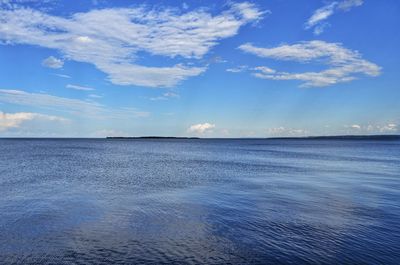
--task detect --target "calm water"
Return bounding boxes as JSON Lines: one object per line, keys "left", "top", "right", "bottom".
{"left": 0, "top": 139, "right": 399, "bottom": 264}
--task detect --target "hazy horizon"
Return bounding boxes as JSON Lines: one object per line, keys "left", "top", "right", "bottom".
{"left": 1, "top": 134, "right": 400, "bottom": 139}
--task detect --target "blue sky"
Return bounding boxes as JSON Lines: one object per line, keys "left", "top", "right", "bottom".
{"left": 0, "top": 0, "right": 399, "bottom": 137}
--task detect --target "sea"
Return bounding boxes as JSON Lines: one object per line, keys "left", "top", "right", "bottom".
{"left": 0, "top": 138, "right": 399, "bottom": 264}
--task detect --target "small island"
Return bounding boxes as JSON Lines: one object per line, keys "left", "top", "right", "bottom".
{"left": 106, "top": 136, "right": 200, "bottom": 139}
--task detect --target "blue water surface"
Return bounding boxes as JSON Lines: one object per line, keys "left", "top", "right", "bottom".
{"left": 0, "top": 139, "right": 399, "bottom": 264}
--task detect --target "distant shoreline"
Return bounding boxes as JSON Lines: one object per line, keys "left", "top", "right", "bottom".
{"left": 0, "top": 135, "right": 399, "bottom": 140}
{"left": 106, "top": 136, "right": 200, "bottom": 140}
{"left": 106, "top": 135, "right": 400, "bottom": 140}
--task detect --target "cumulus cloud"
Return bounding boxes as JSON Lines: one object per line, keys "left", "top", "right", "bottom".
{"left": 0, "top": 111, "right": 66, "bottom": 131}
{"left": 42, "top": 56, "right": 64, "bottom": 69}
{"left": 66, "top": 84, "right": 95, "bottom": 91}
{"left": 305, "top": 0, "right": 363, "bottom": 35}
{"left": 187, "top": 123, "right": 215, "bottom": 134}
{"left": 239, "top": 40, "right": 381, "bottom": 87}
{"left": 0, "top": 89, "right": 149, "bottom": 119}
{"left": 0, "top": 2, "right": 264, "bottom": 87}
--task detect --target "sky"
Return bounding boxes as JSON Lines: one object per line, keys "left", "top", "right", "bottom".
{"left": 0, "top": 0, "right": 399, "bottom": 137}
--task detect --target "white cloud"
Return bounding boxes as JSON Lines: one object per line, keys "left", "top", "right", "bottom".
{"left": 337, "top": 0, "right": 364, "bottom": 11}
{"left": 0, "top": 89, "right": 149, "bottom": 119}
{"left": 253, "top": 66, "right": 276, "bottom": 74}
{"left": 100, "top": 63, "right": 205, "bottom": 88}
{"left": 0, "top": 89, "right": 102, "bottom": 115}
{"left": 230, "top": 2, "right": 267, "bottom": 23}
{"left": 0, "top": 0, "right": 54, "bottom": 9}
{"left": 42, "top": 56, "right": 64, "bottom": 69}
{"left": 380, "top": 123, "right": 397, "bottom": 132}
{"left": 346, "top": 123, "right": 398, "bottom": 133}
{"left": 0, "top": 111, "right": 66, "bottom": 131}
{"left": 66, "top": 84, "right": 95, "bottom": 91}
{"left": 226, "top": 65, "right": 248, "bottom": 73}
{"left": 209, "top": 56, "right": 227, "bottom": 64}
{"left": 0, "top": 2, "right": 264, "bottom": 87}
{"left": 226, "top": 68, "right": 242, "bottom": 73}
{"left": 187, "top": 123, "right": 215, "bottom": 134}
{"left": 75, "top": 36, "right": 93, "bottom": 44}
{"left": 305, "top": 2, "right": 336, "bottom": 30}
{"left": 239, "top": 40, "right": 381, "bottom": 87}
{"left": 53, "top": 73, "right": 71, "bottom": 78}
{"left": 305, "top": 0, "right": 363, "bottom": 35}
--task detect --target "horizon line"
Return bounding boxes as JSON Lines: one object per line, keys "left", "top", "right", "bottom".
{"left": 0, "top": 134, "right": 399, "bottom": 140}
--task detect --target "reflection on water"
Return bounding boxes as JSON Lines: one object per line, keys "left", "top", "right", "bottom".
{"left": 0, "top": 139, "right": 399, "bottom": 264}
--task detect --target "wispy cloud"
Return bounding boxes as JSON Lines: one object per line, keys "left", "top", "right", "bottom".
{"left": 149, "top": 92, "right": 180, "bottom": 101}
{"left": 42, "top": 56, "right": 64, "bottom": 69}
{"left": 0, "top": 2, "right": 265, "bottom": 87}
{"left": 187, "top": 123, "right": 215, "bottom": 134}
{"left": 239, "top": 40, "right": 381, "bottom": 87}
{"left": 337, "top": 0, "right": 364, "bottom": 11}
{"left": 0, "top": 111, "right": 67, "bottom": 132}
{"left": 52, "top": 73, "right": 71, "bottom": 79}
{"left": 88, "top": 94, "right": 103, "bottom": 99}
{"left": 0, "top": 89, "right": 149, "bottom": 119}
{"left": 91, "top": 129, "right": 129, "bottom": 138}
{"left": 253, "top": 66, "right": 275, "bottom": 74}
{"left": 0, "top": 0, "right": 55, "bottom": 10}
{"left": 66, "top": 84, "right": 95, "bottom": 91}
{"left": 226, "top": 65, "right": 248, "bottom": 73}
{"left": 305, "top": 0, "right": 363, "bottom": 35}
{"left": 267, "top": 127, "right": 308, "bottom": 137}
{"left": 379, "top": 123, "right": 397, "bottom": 132}
{"left": 346, "top": 123, "right": 398, "bottom": 133}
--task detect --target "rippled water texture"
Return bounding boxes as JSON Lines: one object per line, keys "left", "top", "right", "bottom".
{"left": 0, "top": 139, "right": 399, "bottom": 264}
